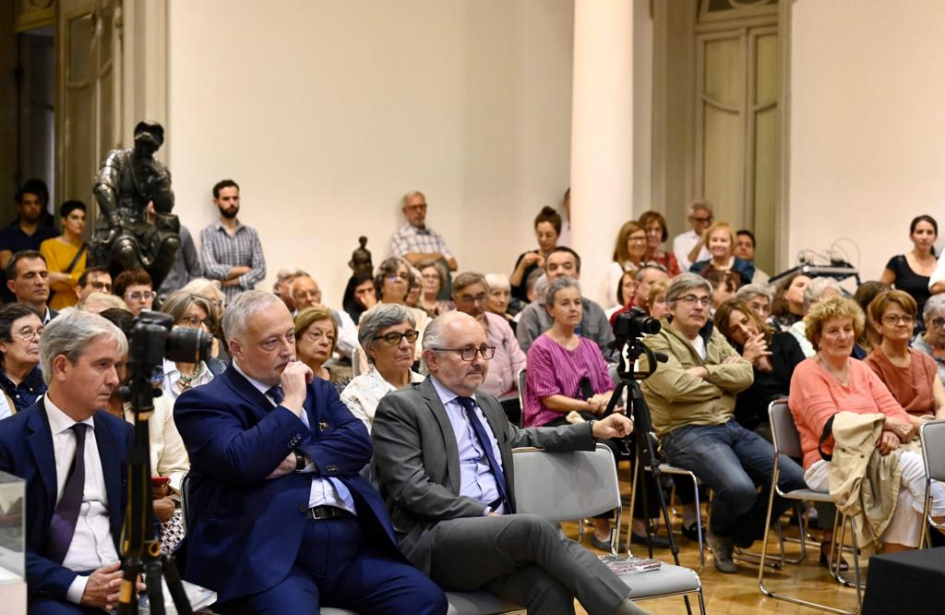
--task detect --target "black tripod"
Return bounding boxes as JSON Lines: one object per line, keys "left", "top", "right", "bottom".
{"left": 117, "top": 376, "right": 192, "bottom": 615}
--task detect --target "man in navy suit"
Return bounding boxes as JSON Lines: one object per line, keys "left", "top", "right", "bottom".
{"left": 174, "top": 290, "right": 446, "bottom": 614}
{"left": 0, "top": 310, "right": 137, "bottom": 614}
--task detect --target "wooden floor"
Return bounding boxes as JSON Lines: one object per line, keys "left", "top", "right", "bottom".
{"left": 559, "top": 466, "right": 865, "bottom": 615}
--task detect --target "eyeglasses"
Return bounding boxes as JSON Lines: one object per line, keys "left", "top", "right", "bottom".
{"left": 126, "top": 291, "right": 155, "bottom": 301}
{"left": 13, "top": 327, "right": 42, "bottom": 342}
{"left": 176, "top": 315, "right": 211, "bottom": 329}
{"left": 431, "top": 345, "right": 496, "bottom": 361}
{"left": 386, "top": 272, "right": 410, "bottom": 282}
{"left": 628, "top": 236, "right": 648, "bottom": 244}
{"left": 677, "top": 295, "right": 711, "bottom": 307}
{"left": 88, "top": 281, "right": 112, "bottom": 292}
{"left": 456, "top": 293, "right": 488, "bottom": 305}
{"left": 374, "top": 330, "right": 420, "bottom": 346}
{"left": 882, "top": 314, "right": 915, "bottom": 326}
{"left": 931, "top": 317, "right": 945, "bottom": 329}
{"left": 691, "top": 215, "right": 714, "bottom": 224}
{"left": 405, "top": 204, "right": 428, "bottom": 211}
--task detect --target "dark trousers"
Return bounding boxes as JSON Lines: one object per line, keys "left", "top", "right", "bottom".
{"left": 428, "top": 513, "right": 631, "bottom": 615}
{"left": 28, "top": 599, "right": 100, "bottom": 615}
{"left": 246, "top": 517, "right": 446, "bottom": 614}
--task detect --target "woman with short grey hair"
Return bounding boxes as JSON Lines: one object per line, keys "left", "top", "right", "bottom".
{"left": 913, "top": 293, "right": 945, "bottom": 384}
{"left": 341, "top": 304, "right": 423, "bottom": 431}
{"left": 734, "top": 283, "right": 774, "bottom": 322}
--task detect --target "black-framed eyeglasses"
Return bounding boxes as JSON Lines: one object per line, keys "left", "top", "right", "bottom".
{"left": 374, "top": 330, "right": 420, "bottom": 346}
{"left": 430, "top": 345, "right": 496, "bottom": 361}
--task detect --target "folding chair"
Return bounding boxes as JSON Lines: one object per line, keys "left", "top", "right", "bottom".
{"left": 758, "top": 400, "right": 863, "bottom": 614}
{"left": 919, "top": 420, "right": 945, "bottom": 547}
{"left": 515, "top": 368, "right": 527, "bottom": 428}
{"left": 513, "top": 444, "right": 706, "bottom": 613}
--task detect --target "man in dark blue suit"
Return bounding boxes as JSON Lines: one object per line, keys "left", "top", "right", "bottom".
{"left": 174, "top": 291, "right": 446, "bottom": 614}
{"left": 0, "top": 311, "right": 137, "bottom": 614}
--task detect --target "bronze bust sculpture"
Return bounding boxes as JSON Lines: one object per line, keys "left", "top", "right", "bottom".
{"left": 90, "top": 120, "right": 180, "bottom": 289}
{"left": 349, "top": 236, "right": 373, "bottom": 278}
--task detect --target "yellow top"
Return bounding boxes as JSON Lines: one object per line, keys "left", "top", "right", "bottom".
{"left": 39, "top": 237, "right": 87, "bottom": 310}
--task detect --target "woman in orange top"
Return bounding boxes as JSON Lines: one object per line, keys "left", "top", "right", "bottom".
{"left": 789, "top": 296, "right": 945, "bottom": 552}
{"left": 39, "top": 200, "right": 87, "bottom": 310}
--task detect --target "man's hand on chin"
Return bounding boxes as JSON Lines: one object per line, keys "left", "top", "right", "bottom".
{"left": 591, "top": 414, "right": 633, "bottom": 439}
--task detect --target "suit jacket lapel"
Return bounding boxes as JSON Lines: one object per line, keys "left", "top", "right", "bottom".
{"left": 223, "top": 365, "right": 275, "bottom": 421}
{"left": 419, "top": 379, "right": 463, "bottom": 494}
{"left": 27, "top": 399, "right": 57, "bottom": 508}
{"left": 93, "top": 413, "right": 122, "bottom": 542}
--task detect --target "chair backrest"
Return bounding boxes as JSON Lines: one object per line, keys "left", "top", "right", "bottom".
{"left": 516, "top": 369, "right": 527, "bottom": 428}
{"left": 352, "top": 345, "right": 364, "bottom": 377}
{"left": 921, "top": 421, "right": 945, "bottom": 483}
{"left": 512, "top": 443, "right": 619, "bottom": 521}
{"left": 769, "top": 399, "right": 803, "bottom": 459}
{"left": 180, "top": 472, "right": 192, "bottom": 532}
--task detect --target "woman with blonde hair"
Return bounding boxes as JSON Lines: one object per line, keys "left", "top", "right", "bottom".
{"left": 605, "top": 221, "right": 650, "bottom": 309}
{"left": 690, "top": 221, "right": 754, "bottom": 286}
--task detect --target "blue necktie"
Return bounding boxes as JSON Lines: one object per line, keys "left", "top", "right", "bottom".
{"left": 48, "top": 424, "right": 88, "bottom": 564}
{"left": 455, "top": 396, "right": 513, "bottom": 513}
{"left": 267, "top": 385, "right": 285, "bottom": 406}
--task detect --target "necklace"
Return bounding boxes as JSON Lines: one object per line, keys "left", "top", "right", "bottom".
{"left": 816, "top": 355, "right": 849, "bottom": 385}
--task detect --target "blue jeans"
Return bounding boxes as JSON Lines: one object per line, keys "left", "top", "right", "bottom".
{"left": 662, "top": 419, "right": 807, "bottom": 544}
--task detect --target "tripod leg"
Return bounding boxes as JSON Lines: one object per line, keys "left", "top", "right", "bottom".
{"left": 145, "top": 556, "right": 167, "bottom": 615}
{"left": 118, "top": 557, "right": 143, "bottom": 615}
{"left": 163, "top": 553, "right": 194, "bottom": 615}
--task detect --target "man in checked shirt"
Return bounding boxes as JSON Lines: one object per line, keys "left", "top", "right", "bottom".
{"left": 200, "top": 179, "right": 267, "bottom": 302}
{"left": 390, "top": 191, "right": 458, "bottom": 272}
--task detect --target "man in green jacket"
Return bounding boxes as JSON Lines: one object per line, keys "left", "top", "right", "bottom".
{"left": 640, "top": 273, "right": 806, "bottom": 573}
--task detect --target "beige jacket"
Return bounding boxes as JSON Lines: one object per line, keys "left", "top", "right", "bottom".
{"left": 827, "top": 411, "right": 914, "bottom": 555}
{"left": 123, "top": 393, "right": 190, "bottom": 492}
{"left": 640, "top": 322, "right": 753, "bottom": 437}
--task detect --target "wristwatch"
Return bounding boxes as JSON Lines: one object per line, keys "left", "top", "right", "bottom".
{"left": 293, "top": 450, "right": 306, "bottom": 472}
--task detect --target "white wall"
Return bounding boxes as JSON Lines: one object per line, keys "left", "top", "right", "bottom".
{"left": 789, "top": 0, "right": 945, "bottom": 283}
{"left": 167, "top": 0, "right": 574, "bottom": 306}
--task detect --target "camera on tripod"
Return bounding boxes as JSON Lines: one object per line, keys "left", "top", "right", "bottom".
{"left": 612, "top": 307, "right": 661, "bottom": 344}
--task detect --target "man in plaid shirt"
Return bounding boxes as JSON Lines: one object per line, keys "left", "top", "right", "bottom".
{"left": 390, "top": 191, "right": 458, "bottom": 272}
{"left": 200, "top": 179, "right": 266, "bottom": 302}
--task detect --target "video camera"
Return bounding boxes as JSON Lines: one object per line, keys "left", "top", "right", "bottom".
{"left": 610, "top": 307, "right": 663, "bottom": 380}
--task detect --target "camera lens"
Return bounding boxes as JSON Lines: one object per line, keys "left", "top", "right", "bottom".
{"left": 165, "top": 327, "right": 213, "bottom": 364}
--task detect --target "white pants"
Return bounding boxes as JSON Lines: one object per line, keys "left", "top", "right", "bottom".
{"left": 805, "top": 450, "right": 945, "bottom": 548}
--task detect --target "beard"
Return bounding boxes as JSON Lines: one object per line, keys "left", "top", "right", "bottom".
{"left": 220, "top": 207, "right": 239, "bottom": 219}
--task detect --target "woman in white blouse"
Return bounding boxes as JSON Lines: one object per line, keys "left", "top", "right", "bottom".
{"left": 341, "top": 304, "right": 424, "bottom": 431}
{"left": 159, "top": 292, "right": 222, "bottom": 401}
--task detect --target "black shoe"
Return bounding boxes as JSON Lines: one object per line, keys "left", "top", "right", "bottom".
{"left": 588, "top": 533, "right": 627, "bottom": 552}
{"left": 631, "top": 531, "right": 672, "bottom": 549}
{"left": 707, "top": 530, "right": 738, "bottom": 574}
{"left": 680, "top": 522, "right": 701, "bottom": 542}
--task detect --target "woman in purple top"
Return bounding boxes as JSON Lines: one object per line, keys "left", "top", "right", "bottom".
{"left": 525, "top": 277, "right": 667, "bottom": 550}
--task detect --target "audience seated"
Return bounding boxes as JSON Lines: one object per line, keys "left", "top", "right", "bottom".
{"left": 734, "top": 283, "right": 773, "bottom": 323}
{"left": 273, "top": 267, "right": 308, "bottom": 312}
{"left": 510, "top": 206, "right": 561, "bottom": 303}
{"left": 789, "top": 277, "right": 842, "bottom": 358}
{"left": 75, "top": 267, "right": 112, "bottom": 304}
{"left": 672, "top": 200, "right": 713, "bottom": 272}
{"left": 6, "top": 250, "right": 57, "bottom": 324}
{"left": 647, "top": 280, "right": 670, "bottom": 320}
{"left": 606, "top": 221, "right": 650, "bottom": 308}
{"left": 290, "top": 274, "right": 358, "bottom": 360}
{"left": 391, "top": 190, "right": 458, "bottom": 276}
{"left": 865, "top": 290, "right": 945, "bottom": 429}
{"left": 689, "top": 222, "right": 754, "bottom": 286}
{"left": 406, "top": 266, "right": 423, "bottom": 308}
{"left": 705, "top": 269, "right": 741, "bottom": 311}
{"left": 913, "top": 294, "right": 945, "bottom": 384}
{"left": 371, "top": 311, "right": 647, "bottom": 615}
{"left": 789, "top": 295, "right": 945, "bottom": 553}
{"left": 771, "top": 272, "right": 811, "bottom": 331}
{"left": 368, "top": 256, "right": 430, "bottom": 358}
{"left": 882, "top": 215, "right": 937, "bottom": 331}
{"left": 294, "top": 306, "right": 341, "bottom": 385}
{"left": 113, "top": 267, "right": 154, "bottom": 316}
{"left": 734, "top": 229, "right": 769, "bottom": 285}
{"left": 342, "top": 272, "right": 376, "bottom": 325}
{"left": 158, "top": 292, "right": 224, "bottom": 402}
{"left": 639, "top": 273, "right": 806, "bottom": 573}
{"left": 417, "top": 259, "right": 454, "bottom": 317}
{"left": 484, "top": 272, "right": 523, "bottom": 328}
{"left": 609, "top": 264, "right": 670, "bottom": 325}
{"left": 639, "top": 210, "right": 681, "bottom": 276}
{"left": 180, "top": 278, "right": 229, "bottom": 361}
{"left": 40, "top": 200, "right": 88, "bottom": 310}
{"left": 80, "top": 292, "right": 129, "bottom": 314}
{"left": 99, "top": 307, "right": 190, "bottom": 553}
{"left": 340, "top": 304, "right": 423, "bottom": 431}
{"left": 853, "top": 280, "right": 891, "bottom": 356}
{"left": 0, "top": 304, "right": 46, "bottom": 419}
{"left": 0, "top": 311, "right": 138, "bottom": 613}
{"left": 453, "top": 272, "right": 526, "bottom": 399}
{"left": 516, "top": 247, "right": 614, "bottom": 354}
{"left": 606, "top": 271, "right": 636, "bottom": 320}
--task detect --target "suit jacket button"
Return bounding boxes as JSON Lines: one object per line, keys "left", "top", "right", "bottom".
{"left": 299, "top": 505, "right": 307, "bottom": 514}
{"left": 326, "top": 464, "right": 337, "bottom": 473}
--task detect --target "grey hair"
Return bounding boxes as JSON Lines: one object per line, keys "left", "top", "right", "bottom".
{"left": 452, "top": 272, "right": 489, "bottom": 297}
{"left": 734, "top": 283, "right": 773, "bottom": 304}
{"left": 666, "top": 273, "right": 712, "bottom": 306}
{"left": 544, "top": 276, "right": 581, "bottom": 309}
{"left": 40, "top": 310, "right": 128, "bottom": 385}
{"left": 925, "top": 293, "right": 945, "bottom": 322}
{"left": 635, "top": 264, "right": 668, "bottom": 282}
{"left": 401, "top": 190, "right": 426, "bottom": 207}
{"left": 803, "top": 277, "right": 841, "bottom": 311}
{"left": 180, "top": 278, "right": 226, "bottom": 308}
{"left": 485, "top": 273, "right": 510, "bottom": 291}
{"left": 689, "top": 200, "right": 713, "bottom": 215}
{"left": 357, "top": 304, "right": 416, "bottom": 364}
{"left": 222, "top": 290, "right": 283, "bottom": 341}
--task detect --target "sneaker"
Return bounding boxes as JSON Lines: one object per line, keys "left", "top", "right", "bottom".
{"left": 706, "top": 529, "right": 738, "bottom": 574}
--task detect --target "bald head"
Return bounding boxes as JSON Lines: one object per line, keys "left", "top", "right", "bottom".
{"left": 422, "top": 311, "right": 490, "bottom": 396}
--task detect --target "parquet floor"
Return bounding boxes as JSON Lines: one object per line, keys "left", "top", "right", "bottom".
{"left": 560, "top": 464, "right": 865, "bottom": 615}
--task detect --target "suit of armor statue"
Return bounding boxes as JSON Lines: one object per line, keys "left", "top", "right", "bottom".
{"left": 90, "top": 120, "right": 180, "bottom": 288}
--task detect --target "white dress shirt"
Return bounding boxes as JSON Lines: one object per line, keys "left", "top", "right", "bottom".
{"left": 672, "top": 229, "right": 710, "bottom": 273}
{"left": 45, "top": 396, "right": 119, "bottom": 604}
{"left": 231, "top": 360, "right": 357, "bottom": 515}
{"left": 161, "top": 358, "right": 215, "bottom": 402}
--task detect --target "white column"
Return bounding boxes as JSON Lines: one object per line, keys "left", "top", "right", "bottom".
{"left": 570, "top": 0, "right": 635, "bottom": 308}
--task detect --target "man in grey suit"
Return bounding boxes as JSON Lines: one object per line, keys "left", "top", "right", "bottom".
{"left": 372, "top": 311, "right": 650, "bottom": 615}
